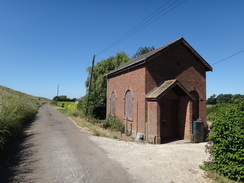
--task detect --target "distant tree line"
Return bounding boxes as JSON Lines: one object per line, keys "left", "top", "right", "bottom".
{"left": 53, "top": 95, "right": 76, "bottom": 102}
{"left": 207, "top": 94, "right": 244, "bottom": 105}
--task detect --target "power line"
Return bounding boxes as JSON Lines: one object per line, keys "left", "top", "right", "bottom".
{"left": 61, "top": 1, "right": 187, "bottom": 88}
{"left": 96, "top": 0, "right": 186, "bottom": 56}
{"left": 211, "top": 49, "right": 244, "bottom": 66}
{"left": 96, "top": 0, "right": 174, "bottom": 55}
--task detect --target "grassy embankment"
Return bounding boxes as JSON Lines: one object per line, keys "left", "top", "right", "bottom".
{"left": 0, "top": 85, "right": 48, "bottom": 153}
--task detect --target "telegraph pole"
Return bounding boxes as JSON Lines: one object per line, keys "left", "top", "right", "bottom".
{"left": 86, "top": 55, "right": 96, "bottom": 114}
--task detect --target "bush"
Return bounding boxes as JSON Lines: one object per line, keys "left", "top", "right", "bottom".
{"left": 205, "top": 101, "right": 244, "bottom": 181}
{"left": 207, "top": 103, "right": 231, "bottom": 122}
{"left": 77, "top": 94, "right": 106, "bottom": 120}
{"left": 103, "top": 116, "right": 125, "bottom": 132}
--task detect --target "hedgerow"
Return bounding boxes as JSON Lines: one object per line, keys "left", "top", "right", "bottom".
{"left": 204, "top": 100, "right": 244, "bottom": 181}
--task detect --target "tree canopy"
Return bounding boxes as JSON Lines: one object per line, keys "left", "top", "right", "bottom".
{"left": 132, "top": 46, "right": 155, "bottom": 58}
{"left": 207, "top": 94, "right": 244, "bottom": 105}
{"left": 53, "top": 95, "right": 76, "bottom": 102}
{"left": 78, "top": 52, "right": 130, "bottom": 119}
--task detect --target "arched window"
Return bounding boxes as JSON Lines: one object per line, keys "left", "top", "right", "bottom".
{"left": 110, "top": 92, "right": 116, "bottom": 116}
{"left": 125, "top": 90, "right": 133, "bottom": 121}
{"left": 190, "top": 91, "right": 199, "bottom": 121}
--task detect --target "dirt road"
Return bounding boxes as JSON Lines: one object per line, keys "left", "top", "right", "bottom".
{"left": 91, "top": 136, "right": 210, "bottom": 183}
{"left": 0, "top": 104, "right": 133, "bottom": 183}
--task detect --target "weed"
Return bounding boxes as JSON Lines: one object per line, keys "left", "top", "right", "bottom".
{"left": 103, "top": 116, "right": 125, "bottom": 132}
{"left": 93, "top": 130, "right": 100, "bottom": 136}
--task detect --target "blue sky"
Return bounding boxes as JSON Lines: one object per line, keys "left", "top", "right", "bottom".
{"left": 0, "top": 0, "right": 243, "bottom": 99}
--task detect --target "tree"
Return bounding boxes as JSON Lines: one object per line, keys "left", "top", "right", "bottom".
{"left": 132, "top": 46, "right": 155, "bottom": 58}
{"left": 216, "top": 94, "right": 232, "bottom": 104}
{"left": 207, "top": 94, "right": 244, "bottom": 105}
{"left": 207, "top": 94, "right": 217, "bottom": 105}
{"left": 52, "top": 95, "right": 76, "bottom": 102}
{"left": 79, "top": 52, "right": 130, "bottom": 119}
{"left": 232, "top": 94, "right": 244, "bottom": 104}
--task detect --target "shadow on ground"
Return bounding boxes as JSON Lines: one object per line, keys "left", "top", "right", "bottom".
{"left": 0, "top": 119, "right": 39, "bottom": 183}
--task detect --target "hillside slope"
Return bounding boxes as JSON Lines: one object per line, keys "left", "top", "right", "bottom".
{"left": 0, "top": 85, "right": 48, "bottom": 152}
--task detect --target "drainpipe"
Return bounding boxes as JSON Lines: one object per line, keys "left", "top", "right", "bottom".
{"left": 136, "top": 101, "right": 138, "bottom": 134}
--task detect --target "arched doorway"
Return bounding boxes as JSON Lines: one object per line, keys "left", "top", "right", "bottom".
{"left": 124, "top": 90, "right": 133, "bottom": 134}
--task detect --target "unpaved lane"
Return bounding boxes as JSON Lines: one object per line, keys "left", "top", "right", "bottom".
{"left": 90, "top": 136, "right": 210, "bottom": 183}
{"left": 3, "top": 103, "right": 134, "bottom": 183}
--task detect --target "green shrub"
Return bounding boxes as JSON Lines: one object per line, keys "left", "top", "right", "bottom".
{"left": 207, "top": 103, "right": 233, "bottom": 122}
{"left": 205, "top": 101, "right": 244, "bottom": 181}
{"left": 103, "top": 116, "right": 125, "bottom": 132}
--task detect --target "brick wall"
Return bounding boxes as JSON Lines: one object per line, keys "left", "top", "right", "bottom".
{"left": 146, "top": 43, "right": 207, "bottom": 126}
{"left": 147, "top": 101, "right": 159, "bottom": 143}
{"left": 107, "top": 65, "right": 146, "bottom": 135}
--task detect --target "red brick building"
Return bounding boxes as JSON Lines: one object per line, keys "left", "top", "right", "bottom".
{"left": 106, "top": 38, "right": 212, "bottom": 143}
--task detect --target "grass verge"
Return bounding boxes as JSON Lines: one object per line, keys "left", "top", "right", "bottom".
{"left": 0, "top": 85, "right": 49, "bottom": 153}
{"left": 56, "top": 108, "right": 133, "bottom": 141}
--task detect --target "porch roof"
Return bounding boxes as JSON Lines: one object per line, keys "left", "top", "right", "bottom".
{"left": 146, "top": 79, "right": 194, "bottom": 100}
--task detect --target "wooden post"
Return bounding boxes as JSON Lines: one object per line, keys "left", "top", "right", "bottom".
{"left": 86, "top": 55, "right": 96, "bottom": 114}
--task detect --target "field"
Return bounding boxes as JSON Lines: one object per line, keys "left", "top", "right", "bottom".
{"left": 0, "top": 85, "right": 48, "bottom": 152}
{"left": 56, "top": 101, "right": 77, "bottom": 110}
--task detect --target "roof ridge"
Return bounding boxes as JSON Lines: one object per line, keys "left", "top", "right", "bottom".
{"left": 106, "top": 37, "right": 212, "bottom": 77}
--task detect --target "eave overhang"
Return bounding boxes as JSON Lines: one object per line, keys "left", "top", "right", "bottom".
{"left": 146, "top": 79, "right": 195, "bottom": 101}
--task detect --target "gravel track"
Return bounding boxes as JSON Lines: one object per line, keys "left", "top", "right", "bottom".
{"left": 90, "top": 136, "right": 211, "bottom": 183}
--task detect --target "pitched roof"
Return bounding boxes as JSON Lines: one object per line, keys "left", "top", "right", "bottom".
{"left": 106, "top": 37, "right": 212, "bottom": 77}
{"left": 146, "top": 79, "right": 194, "bottom": 100}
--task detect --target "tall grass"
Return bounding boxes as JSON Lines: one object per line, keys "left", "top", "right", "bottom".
{"left": 0, "top": 85, "right": 47, "bottom": 151}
